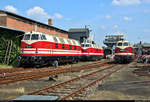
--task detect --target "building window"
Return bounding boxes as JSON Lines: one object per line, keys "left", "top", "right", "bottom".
{"left": 29, "top": 22, "right": 33, "bottom": 25}
{"left": 55, "top": 44, "right": 58, "bottom": 48}
{"left": 23, "top": 20, "right": 27, "bottom": 23}
{"left": 17, "top": 18, "right": 21, "bottom": 21}
{"left": 37, "top": 24, "right": 41, "bottom": 27}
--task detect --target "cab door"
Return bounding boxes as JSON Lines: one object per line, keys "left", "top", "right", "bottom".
{"left": 50, "top": 43, "right": 53, "bottom": 56}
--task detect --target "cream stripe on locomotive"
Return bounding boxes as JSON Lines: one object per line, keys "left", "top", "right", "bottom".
{"left": 82, "top": 53, "right": 104, "bottom": 55}
{"left": 21, "top": 48, "right": 82, "bottom": 53}
{"left": 115, "top": 53, "right": 134, "bottom": 55}
{"left": 21, "top": 51, "right": 82, "bottom": 55}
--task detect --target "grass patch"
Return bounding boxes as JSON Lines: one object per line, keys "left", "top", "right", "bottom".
{"left": 0, "top": 64, "right": 13, "bottom": 69}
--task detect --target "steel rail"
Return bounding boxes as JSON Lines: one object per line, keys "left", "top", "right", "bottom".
{"left": 29, "top": 64, "right": 115, "bottom": 95}
{"left": 59, "top": 66, "right": 122, "bottom": 100}
{"left": 0, "top": 61, "right": 108, "bottom": 85}
{"left": 0, "top": 60, "right": 105, "bottom": 78}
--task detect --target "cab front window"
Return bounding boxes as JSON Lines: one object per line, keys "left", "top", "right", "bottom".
{"left": 86, "top": 44, "right": 90, "bottom": 47}
{"left": 24, "top": 34, "right": 30, "bottom": 40}
{"left": 117, "top": 43, "right": 122, "bottom": 46}
{"left": 31, "top": 34, "right": 39, "bottom": 40}
{"left": 124, "top": 42, "right": 129, "bottom": 46}
{"left": 81, "top": 44, "right": 85, "bottom": 47}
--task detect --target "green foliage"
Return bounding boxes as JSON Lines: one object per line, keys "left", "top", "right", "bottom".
{"left": 0, "top": 32, "right": 21, "bottom": 66}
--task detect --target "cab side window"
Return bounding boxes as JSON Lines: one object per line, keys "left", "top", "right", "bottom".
{"left": 41, "top": 35, "right": 47, "bottom": 40}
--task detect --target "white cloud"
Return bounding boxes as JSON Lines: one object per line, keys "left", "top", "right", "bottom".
{"left": 100, "top": 25, "right": 105, "bottom": 30}
{"left": 123, "top": 16, "right": 132, "bottom": 21}
{"left": 112, "top": 0, "right": 141, "bottom": 6}
{"left": 105, "top": 15, "right": 111, "bottom": 19}
{"left": 26, "top": 6, "right": 51, "bottom": 20}
{"left": 53, "top": 13, "right": 63, "bottom": 19}
{"left": 4, "top": 5, "right": 18, "bottom": 14}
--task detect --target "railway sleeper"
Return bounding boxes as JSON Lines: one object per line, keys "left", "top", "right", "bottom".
{"left": 48, "top": 91, "right": 71, "bottom": 94}
{"left": 63, "top": 86, "right": 78, "bottom": 90}
{"left": 58, "top": 89, "right": 76, "bottom": 92}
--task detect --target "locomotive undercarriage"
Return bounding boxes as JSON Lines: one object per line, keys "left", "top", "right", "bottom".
{"left": 81, "top": 56, "right": 103, "bottom": 61}
{"left": 19, "top": 56, "right": 80, "bottom": 68}
{"left": 114, "top": 56, "right": 133, "bottom": 63}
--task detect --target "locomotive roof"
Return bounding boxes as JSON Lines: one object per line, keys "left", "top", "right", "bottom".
{"left": 25, "top": 31, "right": 77, "bottom": 41}
{"left": 24, "top": 31, "right": 80, "bottom": 45}
{"left": 117, "top": 40, "right": 129, "bottom": 43}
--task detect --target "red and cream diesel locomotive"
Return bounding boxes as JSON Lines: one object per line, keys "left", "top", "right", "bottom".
{"left": 20, "top": 31, "right": 82, "bottom": 67}
{"left": 114, "top": 40, "right": 135, "bottom": 63}
{"left": 81, "top": 40, "right": 104, "bottom": 61}
{"left": 19, "top": 31, "right": 104, "bottom": 67}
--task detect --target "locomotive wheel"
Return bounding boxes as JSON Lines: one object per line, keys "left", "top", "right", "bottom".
{"left": 52, "top": 60, "right": 58, "bottom": 68}
{"left": 35, "top": 65, "right": 41, "bottom": 68}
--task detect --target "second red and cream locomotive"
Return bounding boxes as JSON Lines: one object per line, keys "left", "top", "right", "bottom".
{"left": 81, "top": 39, "right": 104, "bottom": 61}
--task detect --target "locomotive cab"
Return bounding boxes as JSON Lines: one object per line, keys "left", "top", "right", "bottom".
{"left": 114, "top": 40, "right": 134, "bottom": 63}
{"left": 20, "top": 32, "right": 49, "bottom": 67}
{"left": 81, "top": 40, "right": 104, "bottom": 61}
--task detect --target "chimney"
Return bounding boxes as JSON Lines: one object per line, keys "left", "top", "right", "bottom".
{"left": 48, "top": 18, "right": 53, "bottom": 25}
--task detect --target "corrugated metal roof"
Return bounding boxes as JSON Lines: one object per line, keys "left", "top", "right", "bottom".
{"left": 69, "top": 28, "right": 89, "bottom": 32}
{"left": 0, "top": 10, "right": 68, "bottom": 33}
{"left": 0, "top": 26, "right": 26, "bottom": 32}
{"left": 142, "top": 43, "right": 150, "bottom": 47}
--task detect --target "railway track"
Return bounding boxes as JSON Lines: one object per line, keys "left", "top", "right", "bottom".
{"left": 0, "top": 68, "right": 25, "bottom": 74}
{"left": 28, "top": 64, "right": 123, "bottom": 100}
{"left": 0, "top": 60, "right": 106, "bottom": 77}
{"left": 133, "top": 66, "right": 150, "bottom": 76}
{"left": 0, "top": 60, "right": 108, "bottom": 85}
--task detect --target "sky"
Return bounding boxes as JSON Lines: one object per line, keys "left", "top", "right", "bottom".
{"left": 0, "top": 0, "right": 150, "bottom": 46}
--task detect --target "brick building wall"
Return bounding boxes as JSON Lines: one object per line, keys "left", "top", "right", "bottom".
{"left": 0, "top": 10, "right": 68, "bottom": 38}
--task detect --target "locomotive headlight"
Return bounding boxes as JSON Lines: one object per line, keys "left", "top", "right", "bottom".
{"left": 26, "top": 45, "right": 32, "bottom": 48}
{"left": 120, "top": 49, "right": 125, "bottom": 52}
